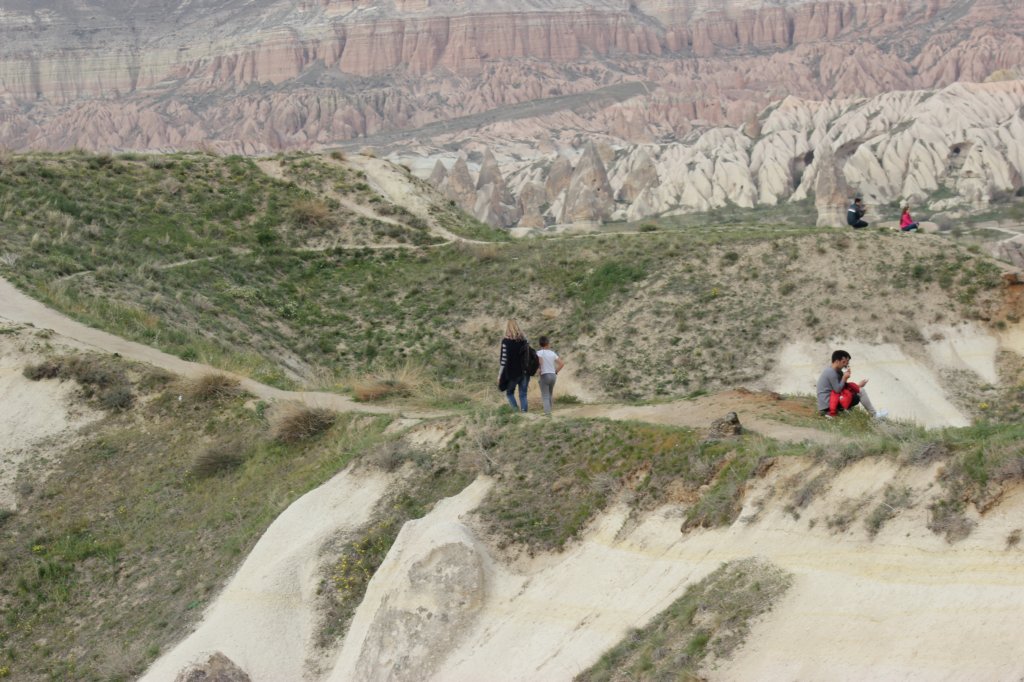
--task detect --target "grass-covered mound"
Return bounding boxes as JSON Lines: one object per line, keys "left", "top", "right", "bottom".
{"left": 0, "top": 152, "right": 1006, "bottom": 404}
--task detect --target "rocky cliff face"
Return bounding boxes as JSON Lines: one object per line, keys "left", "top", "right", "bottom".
{"left": 1, "top": 0, "right": 1023, "bottom": 153}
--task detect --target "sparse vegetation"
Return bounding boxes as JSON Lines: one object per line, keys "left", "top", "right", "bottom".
{"left": 318, "top": 439, "right": 476, "bottom": 648}
{"left": 191, "top": 439, "right": 250, "bottom": 478}
{"left": 0, "top": 350, "right": 395, "bottom": 680}
{"left": 24, "top": 353, "right": 138, "bottom": 412}
{"left": 0, "top": 151, "right": 1006, "bottom": 404}
{"left": 576, "top": 558, "right": 793, "bottom": 682}
{"left": 1, "top": 149, "right": 1022, "bottom": 679}
{"left": 925, "top": 422, "right": 1024, "bottom": 542}
{"left": 1007, "top": 529, "right": 1022, "bottom": 549}
{"left": 351, "top": 363, "right": 423, "bottom": 402}
{"left": 865, "top": 485, "right": 914, "bottom": 538}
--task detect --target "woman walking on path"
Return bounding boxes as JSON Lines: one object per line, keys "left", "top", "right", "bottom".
{"left": 499, "top": 319, "right": 530, "bottom": 412}
{"left": 536, "top": 336, "right": 564, "bottom": 416}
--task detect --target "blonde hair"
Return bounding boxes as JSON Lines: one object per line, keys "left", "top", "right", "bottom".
{"left": 504, "top": 319, "right": 524, "bottom": 340}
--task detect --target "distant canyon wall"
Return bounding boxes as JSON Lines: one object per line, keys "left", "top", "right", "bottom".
{"left": 0, "top": 0, "right": 1023, "bottom": 152}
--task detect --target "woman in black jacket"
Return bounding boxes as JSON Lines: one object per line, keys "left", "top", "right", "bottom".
{"left": 498, "top": 319, "right": 530, "bottom": 412}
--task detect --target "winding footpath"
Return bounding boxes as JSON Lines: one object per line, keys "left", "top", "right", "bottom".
{"left": 0, "top": 276, "right": 443, "bottom": 418}
{"left": 0, "top": 275, "right": 834, "bottom": 443}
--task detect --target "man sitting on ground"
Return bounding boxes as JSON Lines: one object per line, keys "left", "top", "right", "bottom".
{"left": 847, "top": 196, "right": 869, "bottom": 228}
{"left": 816, "top": 349, "right": 888, "bottom": 419}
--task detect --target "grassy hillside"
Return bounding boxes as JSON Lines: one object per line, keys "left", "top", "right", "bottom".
{"left": 0, "top": 152, "right": 1007, "bottom": 405}
{"left": 1, "top": 151, "right": 1022, "bottom": 680}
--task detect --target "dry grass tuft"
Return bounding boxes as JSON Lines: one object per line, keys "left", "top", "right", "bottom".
{"left": 1005, "top": 528, "right": 1021, "bottom": 549}
{"left": 353, "top": 363, "right": 423, "bottom": 402}
{"left": 23, "top": 359, "right": 62, "bottom": 380}
{"left": 186, "top": 372, "right": 242, "bottom": 402}
{"left": 271, "top": 402, "right": 337, "bottom": 443}
{"left": 192, "top": 440, "right": 248, "bottom": 478}
{"left": 457, "top": 241, "right": 502, "bottom": 262}
{"left": 291, "top": 198, "right": 332, "bottom": 227}
{"left": 927, "top": 498, "right": 976, "bottom": 542}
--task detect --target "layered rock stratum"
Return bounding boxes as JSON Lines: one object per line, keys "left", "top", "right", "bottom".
{"left": 1, "top": 0, "right": 1022, "bottom": 151}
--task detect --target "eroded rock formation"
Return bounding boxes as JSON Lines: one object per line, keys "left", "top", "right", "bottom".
{"left": 1, "top": 1, "right": 1023, "bottom": 153}
{"left": 418, "top": 80, "right": 1024, "bottom": 227}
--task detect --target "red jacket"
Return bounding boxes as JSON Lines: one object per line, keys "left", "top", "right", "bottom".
{"left": 900, "top": 211, "right": 914, "bottom": 228}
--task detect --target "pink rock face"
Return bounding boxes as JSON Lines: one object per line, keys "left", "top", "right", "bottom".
{"left": 560, "top": 142, "right": 615, "bottom": 224}
{"left": 0, "top": 0, "right": 1022, "bottom": 154}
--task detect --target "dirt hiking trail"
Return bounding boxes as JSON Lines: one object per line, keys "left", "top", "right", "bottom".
{"left": 1, "top": 276, "right": 836, "bottom": 443}
{"left": 0, "top": 277, "right": 443, "bottom": 418}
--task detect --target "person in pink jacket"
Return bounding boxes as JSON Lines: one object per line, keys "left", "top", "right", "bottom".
{"left": 900, "top": 205, "right": 920, "bottom": 232}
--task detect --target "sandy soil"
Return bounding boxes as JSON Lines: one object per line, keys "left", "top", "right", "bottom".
{"left": 0, "top": 328, "right": 101, "bottom": 510}
{"left": 561, "top": 389, "right": 834, "bottom": 444}
{"left": 765, "top": 336, "right": 992, "bottom": 428}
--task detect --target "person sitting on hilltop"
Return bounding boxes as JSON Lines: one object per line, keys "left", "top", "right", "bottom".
{"left": 899, "top": 205, "right": 920, "bottom": 232}
{"left": 847, "top": 196, "right": 869, "bottom": 229}
{"left": 817, "top": 349, "right": 888, "bottom": 420}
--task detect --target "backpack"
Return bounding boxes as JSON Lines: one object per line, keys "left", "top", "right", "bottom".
{"left": 525, "top": 345, "right": 540, "bottom": 377}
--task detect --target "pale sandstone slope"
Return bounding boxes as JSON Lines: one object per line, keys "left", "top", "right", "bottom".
{"left": 142, "top": 446, "right": 1024, "bottom": 681}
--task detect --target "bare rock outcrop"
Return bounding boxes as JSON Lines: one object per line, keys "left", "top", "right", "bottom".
{"left": 4, "top": 0, "right": 1024, "bottom": 153}
{"left": 442, "top": 156, "right": 477, "bottom": 214}
{"left": 174, "top": 653, "right": 250, "bottom": 682}
{"left": 615, "top": 149, "right": 659, "bottom": 203}
{"left": 428, "top": 159, "right": 448, "bottom": 186}
{"left": 336, "top": 521, "right": 487, "bottom": 682}
{"left": 516, "top": 181, "right": 548, "bottom": 229}
{"left": 813, "top": 142, "right": 851, "bottom": 228}
{"left": 421, "top": 79, "right": 1024, "bottom": 227}
{"left": 545, "top": 155, "right": 574, "bottom": 202}
{"left": 705, "top": 412, "right": 743, "bottom": 442}
{"left": 560, "top": 142, "right": 615, "bottom": 224}
{"left": 474, "top": 148, "right": 521, "bottom": 227}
